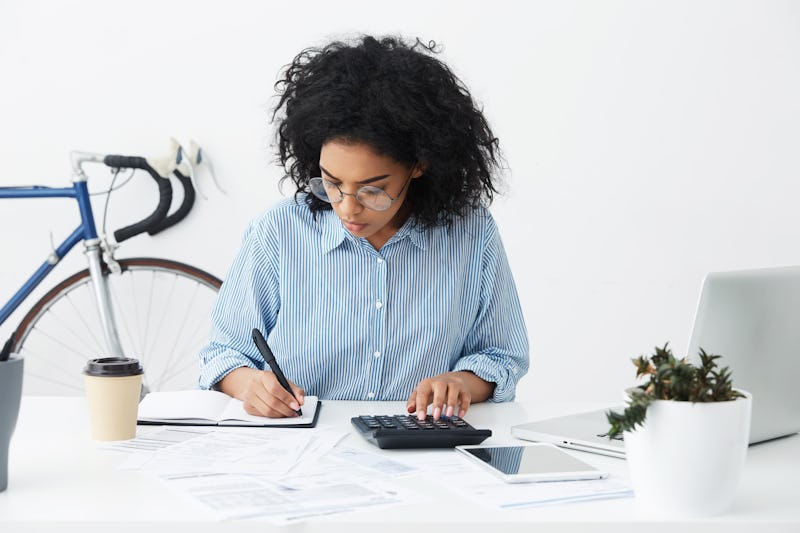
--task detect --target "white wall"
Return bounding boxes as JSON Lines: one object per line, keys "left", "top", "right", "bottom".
{"left": 1, "top": 0, "right": 799, "bottom": 405}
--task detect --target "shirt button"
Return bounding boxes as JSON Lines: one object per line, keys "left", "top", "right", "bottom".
{"left": 375, "top": 300, "right": 383, "bottom": 309}
{"left": 367, "top": 392, "right": 375, "bottom": 399}
{"left": 377, "top": 258, "right": 384, "bottom": 264}
{"left": 373, "top": 351, "right": 380, "bottom": 358}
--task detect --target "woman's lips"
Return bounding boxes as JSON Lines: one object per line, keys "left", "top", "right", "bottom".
{"left": 342, "top": 220, "right": 367, "bottom": 233}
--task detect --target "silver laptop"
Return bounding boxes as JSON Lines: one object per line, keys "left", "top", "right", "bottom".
{"left": 512, "top": 266, "right": 800, "bottom": 458}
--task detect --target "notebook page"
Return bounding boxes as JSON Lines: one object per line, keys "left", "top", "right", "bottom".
{"left": 138, "top": 390, "right": 233, "bottom": 422}
{"left": 218, "top": 396, "right": 319, "bottom": 426}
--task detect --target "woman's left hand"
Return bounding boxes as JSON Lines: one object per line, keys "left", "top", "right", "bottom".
{"left": 406, "top": 371, "right": 495, "bottom": 421}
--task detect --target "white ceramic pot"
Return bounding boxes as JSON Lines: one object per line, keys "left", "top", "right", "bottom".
{"left": 623, "top": 389, "right": 752, "bottom": 518}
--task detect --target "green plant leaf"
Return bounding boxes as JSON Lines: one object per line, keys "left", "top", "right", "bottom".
{"left": 605, "top": 343, "right": 741, "bottom": 439}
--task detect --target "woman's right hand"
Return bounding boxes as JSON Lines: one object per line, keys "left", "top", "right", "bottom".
{"left": 218, "top": 367, "right": 305, "bottom": 418}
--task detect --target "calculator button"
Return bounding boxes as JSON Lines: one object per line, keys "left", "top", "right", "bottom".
{"left": 359, "top": 416, "right": 381, "bottom": 429}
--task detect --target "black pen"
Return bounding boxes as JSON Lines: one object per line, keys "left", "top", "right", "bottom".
{"left": 252, "top": 328, "right": 302, "bottom": 416}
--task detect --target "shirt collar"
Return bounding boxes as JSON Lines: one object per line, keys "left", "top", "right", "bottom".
{"left": 319, "top": 209, "right": 349, "bottom": 254}
{"left": 386, "top": 215, "right": 427, "bottom": 250}
{"left": 318, "top": 208, "right": 428, "bottom": 253}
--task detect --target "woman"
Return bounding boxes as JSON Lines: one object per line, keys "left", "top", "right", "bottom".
{"left": 199, "top": 35, "right": 529, "bottom": 421}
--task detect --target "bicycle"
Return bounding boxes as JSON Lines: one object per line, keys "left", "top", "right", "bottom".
{"left": 0, "top": 144, "right": 223, "bottom": 395}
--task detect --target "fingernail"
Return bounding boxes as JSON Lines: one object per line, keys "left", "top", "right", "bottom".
{"left": 446, "top": 406, "right": 454, "bottom": 417}
{"left": 433, "top": 406, "right": 441, "bottom": 419}
{"left": 417, "top": 410, "right": 426, "bottom": 420}
{"left": 290, "top": 402, "right": 299, "bottom": 410}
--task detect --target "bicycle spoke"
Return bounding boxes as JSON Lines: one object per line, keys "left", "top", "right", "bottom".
{"left": 128, "top": 271, "right": 146, "bottom": 357}
{"left": 62, "top": 290, "right": 106, "bottom": 354}
{"left": 142, "top": 269, "right": 157, "bottom": 366}
{"left": 143, "top": 272, "right": 180, "bottom": 367}
{"left": 26, "top": 369, "right": 83, "bottom": 392}
{"left": 20, "top": 337, "right": 84, "bottom": 383}
{"left": 29, "top": 326, "right": 96, "bottom": 362}
{"left": 158, "top": 317, "right": 210, "bottom": 389}
{"left": 111, "top": 270, "right": 146, "bottom": 358}
{"left": 39, "top": 307, "right": 101, "bottom": 360}
{"left": 154, "top": 282, "right": 201, "bottom": 389}
{"left": 163, "top": 305, "right": 211, "bottom": 382}
{"left": 108, "top": 277, "right": 138, "bottom": 358}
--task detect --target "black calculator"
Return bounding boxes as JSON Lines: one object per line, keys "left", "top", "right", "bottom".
{"left": 351, "top": 414, "right": 492, "bottom": 449}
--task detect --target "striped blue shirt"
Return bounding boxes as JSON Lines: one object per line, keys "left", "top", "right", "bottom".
{"left": 198, "top": 195, "right": 529, "bottom": 402}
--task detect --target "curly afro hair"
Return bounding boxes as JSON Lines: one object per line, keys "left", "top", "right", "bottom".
{"left": 272, "top": 35, "right": 502, "bottom": 228}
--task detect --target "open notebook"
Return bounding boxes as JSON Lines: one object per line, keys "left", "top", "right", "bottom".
{"left": 137, "top": 389, "right": 321, "bottom": 428}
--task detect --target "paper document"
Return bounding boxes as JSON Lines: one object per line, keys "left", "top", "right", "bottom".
{"left": 112, "top": 426, "right": 413, "bottom": 524}
{"left": 160, "top": 465, "right": 415, "bottom": 523}
{"left": 116, "top": 426, "right": 342, "bottom": 477}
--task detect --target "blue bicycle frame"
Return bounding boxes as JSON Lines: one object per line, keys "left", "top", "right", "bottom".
{"left": 0, "top": 160, "right": 124, "bottom": 356}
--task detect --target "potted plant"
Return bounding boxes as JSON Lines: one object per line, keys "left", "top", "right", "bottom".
{"left": 606, "top": 343, "right": 752, "bottom": 517}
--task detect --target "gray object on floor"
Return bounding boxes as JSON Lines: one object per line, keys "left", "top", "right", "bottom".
{"left": 0, "top": 356, "right": 23, "bottom": 491}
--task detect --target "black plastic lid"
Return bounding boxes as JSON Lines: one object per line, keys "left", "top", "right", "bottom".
{"left": 83, "top": 357, "right": 143, "bottom": 377}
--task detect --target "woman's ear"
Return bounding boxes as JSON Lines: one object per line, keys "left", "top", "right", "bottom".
{"left": 412, "top": 161, "right": 428, "bottom": 179}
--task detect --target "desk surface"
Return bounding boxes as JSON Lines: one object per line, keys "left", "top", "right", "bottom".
{"left": 1, "top": 397, "right": 799, "bottom": 533}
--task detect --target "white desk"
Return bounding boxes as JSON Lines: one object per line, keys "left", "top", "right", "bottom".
{"left": 1, "top": 397, "right": 798, "bottom": 532}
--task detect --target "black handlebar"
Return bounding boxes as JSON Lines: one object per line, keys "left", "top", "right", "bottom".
{"left": 147, "top": 169, "right": 195, "bottom": 235}
{"left": 103, "top": 155, "right": 151, "bottom": 172}
{"left": 104, "top": 155, "right": 172, "bottom": 242}
{"left": 102, "top": 154, "right": 196, "bottom": 242}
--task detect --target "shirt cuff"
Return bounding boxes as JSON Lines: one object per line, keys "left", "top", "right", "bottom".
{"left": 452, "top": 354, "right": 520, "bottom": 402}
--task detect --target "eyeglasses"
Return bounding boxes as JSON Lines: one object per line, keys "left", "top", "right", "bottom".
{"left": 308, "top": 174, "right": 412, "bottom": 212}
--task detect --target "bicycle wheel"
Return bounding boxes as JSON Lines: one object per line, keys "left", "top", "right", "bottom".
{"left": 12, "top": 257, "right": 222, "bottom": 395}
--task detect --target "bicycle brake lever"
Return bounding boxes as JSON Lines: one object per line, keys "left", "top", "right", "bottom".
{"left": 188, "top": 139, "right": 227, "bottom": 195}
{"left": 173, "top": 138, "right": 207, "bottom": 200}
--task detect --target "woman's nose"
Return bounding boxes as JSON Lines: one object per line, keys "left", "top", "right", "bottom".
{"left": 339, "top": 192, "right": 363, "bottom": 216}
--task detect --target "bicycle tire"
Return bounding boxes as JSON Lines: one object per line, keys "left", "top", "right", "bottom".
{"left": 12, "top": 257, "right": 222, "bottom": 395}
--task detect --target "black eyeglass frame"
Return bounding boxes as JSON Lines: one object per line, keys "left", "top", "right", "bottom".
{"left": 308, "top": 172, "right": 414, "bottom": 212}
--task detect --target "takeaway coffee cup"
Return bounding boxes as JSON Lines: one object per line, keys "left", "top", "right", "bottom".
{"left": 83, "top": 357, "right": 143, "bottom": 441}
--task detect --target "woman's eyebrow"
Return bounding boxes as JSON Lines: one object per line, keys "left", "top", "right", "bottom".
{"left": 320, "top": 165, "right": 391, "bottom": 184}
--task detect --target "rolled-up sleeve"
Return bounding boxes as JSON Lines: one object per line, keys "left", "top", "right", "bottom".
{"left": 451, "top": 216, "right": 529, "bottom": 401}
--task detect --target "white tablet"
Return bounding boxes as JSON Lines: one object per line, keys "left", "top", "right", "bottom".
{"left": 456, "top": 443, "right": 608, "bottom": 483}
